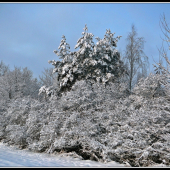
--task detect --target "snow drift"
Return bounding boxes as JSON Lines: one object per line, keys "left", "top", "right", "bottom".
{"left": 0, "top": 142, "right": 123, "bottom": 167}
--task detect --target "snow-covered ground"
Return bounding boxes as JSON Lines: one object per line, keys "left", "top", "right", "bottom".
{"left": 0, "top": 143, "right": 124, "bottom": 167}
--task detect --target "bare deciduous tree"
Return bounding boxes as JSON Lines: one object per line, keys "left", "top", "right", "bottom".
{"left": 160, "top": 13, "right": 170, "bottom": 50}
{"left": 39, "top": 67, "right": 57, "bottom": 87}
{"left": 0, "top": 65, "right": 40, "bottom": 100}
{"left": 124, "top": 24, "right": 149, "bottom": 91}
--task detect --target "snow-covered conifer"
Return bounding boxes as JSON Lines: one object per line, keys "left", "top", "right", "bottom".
{"left": 93, "top": 28, "right": 124, "bottom": 84}
{"left": 53, "top": 35, "right": 72, "bottom": 63}
{"left": 48, "top": 35, "right": 74, "bottom": 92}
{"left": 47, "top": 25, "right": 126, "bottom": 95}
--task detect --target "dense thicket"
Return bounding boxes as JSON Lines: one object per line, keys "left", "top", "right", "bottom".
{"left": 1, "top": 80, "right": 170, "bottom": 167}
{"left": 1, "top": 22, "right": 170, "bottom": 167}
{"left": 0, "top": 62, "right": 41, "bottom": 101}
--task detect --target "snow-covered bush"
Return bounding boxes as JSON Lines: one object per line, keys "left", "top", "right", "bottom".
{"left": 156, "top": 56, "right": 170, "bottom": 100}
{"left": 133, "top": 73, "right": 166, "bottom": 98}
{"left": 1, "top": 88, "right": 170, "bottom": 166}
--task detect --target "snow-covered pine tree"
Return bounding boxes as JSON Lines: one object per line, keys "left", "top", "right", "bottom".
{"left": 93, "top": 28, "right": 125, "bottom": 85}
{"left": 48, "top": 35, "right": 73, "bottom": 92}
{"left": 72, "top": 24, "right": 95, "bottom": 83}
{"left": 48, "top": 25, "right": 126, "bottom": 94}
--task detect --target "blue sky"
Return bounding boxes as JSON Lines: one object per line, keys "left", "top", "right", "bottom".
{"left": 1, "top": 2, "right": 170, "bottom": 78}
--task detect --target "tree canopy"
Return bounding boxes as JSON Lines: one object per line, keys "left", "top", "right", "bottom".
{"left": 48, "top": 25, "right": 126, "bottom": 93}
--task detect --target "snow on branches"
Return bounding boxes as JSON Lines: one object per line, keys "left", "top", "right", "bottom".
{"left": 133, "top": 73, "right": 166, "bottom": 98}
{"left": 47, "top": 25, "right": 126, "bottom": 94}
